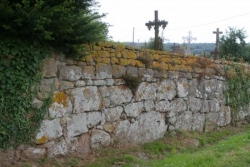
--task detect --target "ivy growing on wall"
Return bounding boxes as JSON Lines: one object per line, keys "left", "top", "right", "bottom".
{"left": 0, "top": 38, "right": 52, "bottom": 148}
{"left": 224, "top": 61, "right": 250, "bottom": 126}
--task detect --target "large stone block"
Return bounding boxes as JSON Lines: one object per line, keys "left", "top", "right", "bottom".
{"left": 175, "top": 111, "right": 193, "bottom": 131}
{"left": 67, "top": 113, "right": 88, "bottom": 138}
{"left": 109, "top": 85, "right": 133, "bottom": 106}
{"left": 157, "top": 79, "right": 176, "bottom": 101}
{"left": 82, "top": 66, "right": 95, "bottom": 79}
{"left": 124, "top": 102, "right": 144, "bottom": 118}
{"left": 135, "top": 82, "right": 157, "bottom": 101}
{"left": 104, "top": 106, "right": 123, "bottom": 122}
{"left": 144, "top": 100, "right": 155, "bottom": 112}
{"left": 203, "top": 79, "right": 217, "bottom": 100}
{"left": 46, "top": 140, "right": 68, "bottom": 157}
{"left": 156, "top": 100, "right": 170, "bottom": 113}
{"left": 42, "top": 58, "right": 58, "bottom": 78}
{"left": 36, "top": 119, "right": 62, "bottom": 142}
{"left": 205, "top": 112, "right": 218, "bottom": 132}
{"left": 59, "top": 65, "right": 82, "bottom": 81}
{"left": 177, "top": 78, "right": 189, "bottom": 97}
{"left": 96, "top": 63, "right": 112, "bottom": 79}
{"left": 40, "top": 78, "right": 59, "bottom": 92}
{"left": 112, "top": 65, "right": 126, "bottom": 78}
{"left": 126, "top": 66, "right": 138, "bottom": 77}
{"left": 91, "top": 130, "right": 111, "bottom": 149}
{"left": 192, "top": 113, "right": 205, "bottom": 132}
{"left": 167, "top": 98, "right": 187, "bottom": 117}
{"left": 188, "top": 97, "right": 202, "bottom": 112}
{"left": 87, "top": 111, "right": 102, "bottom": 128}
{"left": 70, "top": 87, "right": 103, "bottom": 113}
{"left": 217, "top": 106, "right": 231, "bottom": 127}
{"left": 209, "top": 98, "right": 220, "bottom": 112}
{"left": 49, "top": 92, "right": 72, "bottom": 118}
{"left": 114, "top": 111, "right": 167, "bottom": 144}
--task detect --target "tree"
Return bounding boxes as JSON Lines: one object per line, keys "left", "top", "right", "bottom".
{"left": 0, "top": 0, "right": 108, "bottom": 57}
{"left": 220, "top": 27, "right": 250, "bottom": 62}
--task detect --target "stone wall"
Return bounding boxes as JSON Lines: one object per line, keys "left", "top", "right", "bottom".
{"left": 2, "top": 42, "right": 250, "bottom": 165}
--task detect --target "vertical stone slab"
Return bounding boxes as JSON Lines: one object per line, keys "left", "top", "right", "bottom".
{"left": 96, "top": 63, "right": 112, "bottom": 79}
{"left": 177, "top": 78, "right": 189, "bottom": 97}
{"left": 157, "top": 79, "right": 176, "bottom": 101}
{"left": 42, "top": 58, "right": 58, "bottom": 78}
{"left": 175, "top": 111, "right": 192, "bottom": 131}
{"left": 59, "top": 65, "right": 82, "bottom": 81}
{"left": 109, "top": 85, "right": 133, "bottom": 106}
{"left": 135, "top": 82, "right": 157, "bottom": 101}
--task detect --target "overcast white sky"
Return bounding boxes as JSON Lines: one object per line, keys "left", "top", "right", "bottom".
{"left": 96, "top": 0, "right": 250, "bottom": 43}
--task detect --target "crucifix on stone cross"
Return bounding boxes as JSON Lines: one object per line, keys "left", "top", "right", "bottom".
{"left": 145, "top": 10, "right": 168, "bottom": 50}
{"left": 182, "top": 31, "right": 196, "bottom": 55}
{"left": 210, "top": 28, "right": 223, "bottom": 60}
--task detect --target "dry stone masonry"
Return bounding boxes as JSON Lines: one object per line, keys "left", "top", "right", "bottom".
{"left": 2, "top": 42, "right": 250, "bottom": 165}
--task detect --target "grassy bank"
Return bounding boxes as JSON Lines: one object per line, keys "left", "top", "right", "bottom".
{"left": 21, "top": 124, "right": 250, "bottom": 167}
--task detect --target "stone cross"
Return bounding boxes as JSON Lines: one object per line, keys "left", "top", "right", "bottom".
{"left": 145, "top": 10, "right": 168, "bottom": 50}
{"left": 182, "top": 31, "right": 196, "bottom": 55}
{"left": 210, "top": 28, "right": 223, "bottom": 60}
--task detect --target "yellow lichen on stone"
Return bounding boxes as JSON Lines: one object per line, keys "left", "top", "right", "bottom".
{"left": 110, "top": 53, "right": 115, "bottom": 57}
{"left": 160, "top": 63, "right": 168, "bottom": 70}
{"left": 122, "top": 51, "right": 137, "bottom": 59}
{"left": 174, "top": 58, "right": 182, "bottom": 65}
{"left": 153, "top": 61, "right": 161, "bottom": 68}
{"left": 94, "top": 46, "right": 101, "bottom": 51}
{"left": 53, "top": 92, "right": 68, "bottom": 107}
{"left": 152, "top": 54, "right": 160, "bottom": 60}
{"left": 115, "top": 52, "right": 121, "bottom": 58}
{"left": 102, "top": 58, "right": 110, "bottom": 64}
{"left": 186, "top": 57, "right": 198, "bottom": 64}
{"left": 116, "top": 44, "right": 126, "bottom": 51}
{"left": 181, "top": 59, "right": 187, "bottom": 65}
{"left": 36, "top": 135, "right": 48, "bottom": 144}
{"left": 160, "top": 57, "right": 171, "bottom": 63}
{"left": 96, "top": 57, "right": 103, "bottom": 63}
{"left": 135, "top": 60, "right": 145, "bottom": 68}
{"left": 98, "top": 51, "right": 110, "bottom": 58}
{"left": 111, "top": 57, "right": 119, "bottom": 65}
{"left": 120, "top": 58, "right": 130, "bottom": 66}
{"left": 129, "top": 59, "right": 137, "bottom": 66}
{"left": 81, "top": 55, "right": 94, "bottom": 64}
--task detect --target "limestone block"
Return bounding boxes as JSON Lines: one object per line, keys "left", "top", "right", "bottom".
{"left": 99, "top": 86, "right": 110, "bottom": 98}
{"left": 177, "top": 78, "right": 189, "bottom": 97}
{"left": 155, "top": 100, "right": 170, "bottom": 113}
{"left": 49, "top": 92, "right": 72, "bottom": 118}
{"left": 135, "top": 82, "right": 157, "bottom": 101}
{"left": 216, "top": 80, "right": 226, "bottom": 94}
{"left": 188, "top": 97, "right": 202, "bottom": 112}
{"left": 103, "top": 98, "right": 111, "bottom": 108}
{"left": 114, "top": 111, "right": 167, "bottom": 144}
{"left": 175, "top": 111, "right": 192, "bottom": 131}
{"left": 167, "top": 98, "right": 187, "bottom": 117}
{"left": 105, "top": 79, "right": 115, "bottom": 85}
{"left": 201, "top": 100, "right": 210, "bottom": 113}
{"left": 96, "top": 63, "right": 112, "bottom": 79}
{"left": 144, "top": 100, "right": 155, "bottom": 112}
{"left": 109, "top": 85, "right": 133, "bottom": 106}
{"left": 126, "top": 66, "right": 138, "bottom": 77}
{"left": 75, "top": 80, "right": 86, "bottom": 87}
{"left": 82, "top": 66, "right": 95, "bottom": 79}
{"left": 124, "top": 102, "right": 144, "bottom": 118}
{"left": 93, "top": 79, "right": 106, "bottom": 86}
{"left": 168, "top": 71, "right": 179, "bottom": 79}
{"left": 70, "top": 87, "right": 102, "bottom": 113}
{"left": 22, "top": 147, "right": 46, "bottom": 160}
{"left": 168, "top": 116, "right": 177, "bottom": 125}
{"left": 138, "top": 68, "right": 153, "bottom": 79}
{"left": 203, "top": 79, "right": 217, "bottom": 100}
{"left": 87, "top": 111, "right": 102, "bottom": 128}
{"left": 76, "top": 133, "right": 91, "bottom": 155}
{"left": 205, "top": 112, "right": 218, "bottom": 132}
{"left": 67, "top": 113, "right": 88, "bottom": 138}
{"left": 59, "top": 65, "right": 82, "bottom": 81}
{"left": 217, "top": 106, "right": 231, "bottom": 127}
{"left": 192, "top": 113, "right": 205, "bottom": 132}
{"left": 208, "top": 98, "right": 220, "bottom": 112}
{"left": 112, "top": 65, "right": 126, "bottom": 78}
{"left": 188, "top": 79, "right": 202, "bottom": 98}
{"left": 59, "top": 81, "right": 74, "bottom": 91}
{"left": 103, "top": 122, "right": 115, "bottom": 133}
{"left": 157, "top": 79, "right": 176, "bottom": 101}
{"left": 46, "top": 140, "right": 68, "bottom": 157}
{"left": 40, "top": 78, "right": 59, "bottom": 92}
{"left": 91, "top": 130, "right": 111, "bottom": 149}
{"left": 42, "top": 58, "right": 58, "bottom": 78}
{"left": 36, "top": 119, "right": 62, "bottom": 142}
{"left": 104, "top": 106, "right": 123, "bottom": 122}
